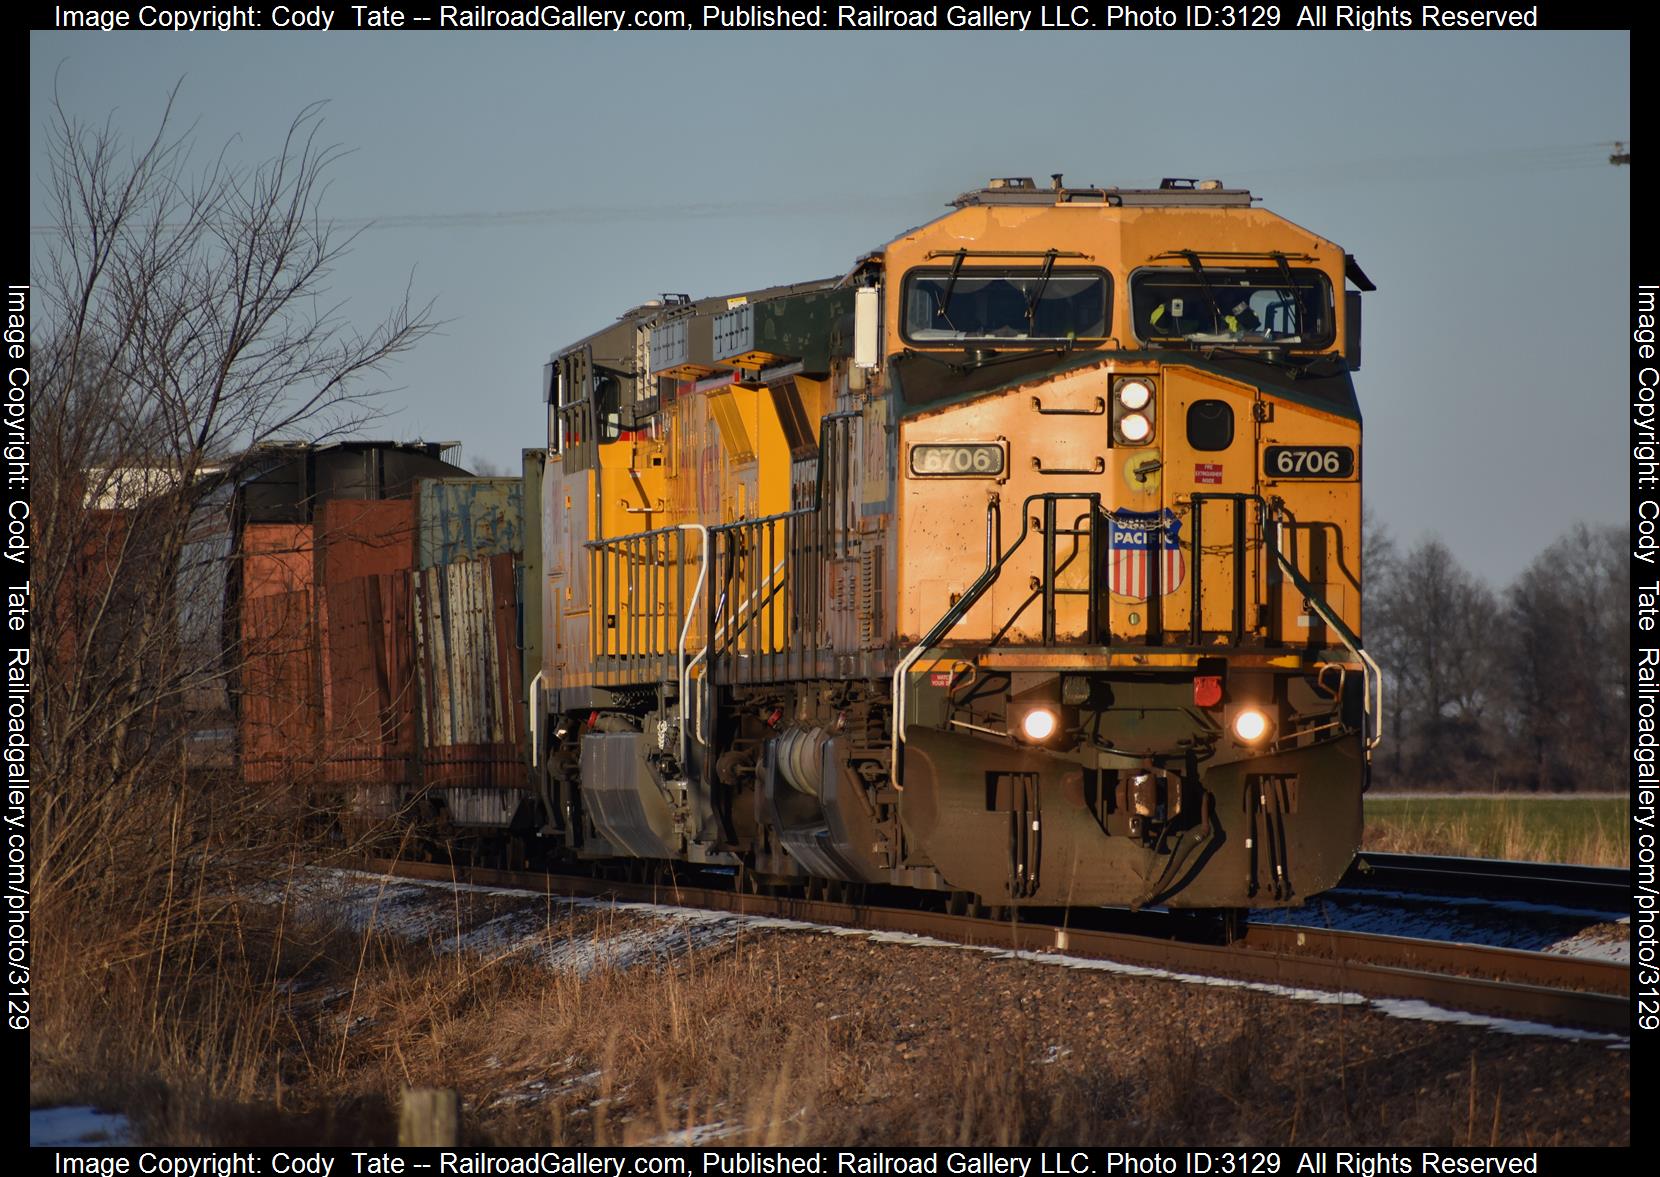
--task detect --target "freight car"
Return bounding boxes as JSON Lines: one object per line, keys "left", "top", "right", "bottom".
{"left": 227, "top": 440, "right": 527, "bottom": 832}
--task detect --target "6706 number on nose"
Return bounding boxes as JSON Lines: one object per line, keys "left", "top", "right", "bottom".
{"left": 1263, "top": 445, "right": 1355, "bottom": 479}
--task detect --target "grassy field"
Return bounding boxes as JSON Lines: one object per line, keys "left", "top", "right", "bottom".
{"left": 1362, "top": 794, "right": 1629, "bottom": 866}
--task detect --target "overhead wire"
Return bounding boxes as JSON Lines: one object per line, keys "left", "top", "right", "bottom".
{"left": 31, "top": 141, "right": 1625, "bottom": 236}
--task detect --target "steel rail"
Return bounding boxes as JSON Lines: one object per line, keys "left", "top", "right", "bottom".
{"left": 1339, "top": 852, "right": 1631, "bottom": 912}
{"left": 363, "top": 858, "right": 1629, "bottom": 1033}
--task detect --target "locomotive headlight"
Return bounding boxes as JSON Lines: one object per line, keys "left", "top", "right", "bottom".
{"left": 1117, "top": 379, "right": 1153, "bottom": 411}
{"left": 1118, "top": 412, "right": 1153, "bottom": 443}
{"left": 1231, "top": 707, "right": 1273, "bottom": 744}
{"left": 1112, "top": 377, "right": 1156, "bottom": 446}
{"left": 1020, "top": 707, "right": 1059, "bottom": 743}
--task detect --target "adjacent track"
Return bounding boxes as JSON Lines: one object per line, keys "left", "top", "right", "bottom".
{"left": 1340, "top": 852, "right": 1630, "bottom": 913}
{"left": 363, "top": 857, "right": 1630, "bottom": 1034}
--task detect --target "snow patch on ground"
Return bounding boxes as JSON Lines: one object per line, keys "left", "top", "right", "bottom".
{"left": 30, "top": 1107, "right": 135, "bottom": 1147}
{"left": 1543, "top": 920, "right": 1631, "bottom": 963}
{"left": 248, "top": 870, "right": 758, "bottom": 975}
{"left": 647, "top": 1119, "right": 741, "bottom": 1145}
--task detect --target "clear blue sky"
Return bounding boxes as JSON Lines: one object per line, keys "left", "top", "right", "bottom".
{"left": 29, "top": 29, "right": 1630, "bottom": 587}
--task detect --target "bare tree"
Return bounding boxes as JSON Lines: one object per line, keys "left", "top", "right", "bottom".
{"left": 1369, "top": 536, "right": 1502, "bottom": 787}
{"left": 464, "top": 454, "right": 507, "bottom": 477}
{"left": 32, "top": 85, "right": 434, "bottom": 924}
{"left": 1501, "top": 524, "right": 1628, "bottom": 790}
{"left": 1366, "top": 522, "right": 1628, "bottom": 792}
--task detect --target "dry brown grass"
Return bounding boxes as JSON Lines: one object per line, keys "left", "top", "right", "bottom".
{"left": 33, "top": 862, "right": 1629, "bottom": 1147}
{"left": 29, "top": 743, "right": 407, "bottom": 1144}
{"left": 30, "top": 755, "right": 1627, "bottom": 1149}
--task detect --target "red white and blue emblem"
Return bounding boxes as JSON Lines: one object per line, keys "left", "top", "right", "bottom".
{"left": 1107, "top": 508, "right": 1186, "bottom": 599}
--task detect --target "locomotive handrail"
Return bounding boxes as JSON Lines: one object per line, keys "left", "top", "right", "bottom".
{"left": 707, "top": 505, "right": 817, "bottom": 534}
{"left": 984, "top": 506, "right": 1096, "bottom": 649}
{"left": 528, "top": 670, "right": 545, "bottom": 768}
{"left": 586, "top": 520, "right": 706, "bottom": 547}
{"left": 585, "top": 521, "right": 713, "bottom": 767}
{"left": 1030, "top": 395, "right": 1106, "bottom": 416}
{"left": 707, "top": 508, "right": 816, "bottom": 677}
{"left": 600, "top": 503, "right": 826, "bottom": 752}
{"left": 710, "top": 554, "right": 789, "bottom": 652}
{"left": 676, "top": 524, "right": 710, "bottom": 769}
{"left": 1265, "top": 526, "right": 1384, "bottom": 756}
{"left": 890, "top": 492, "right": 1380, "bottom": 789}
{"left": 1031, "top": 455, "right": 1106, "bottom": 476}
{"left": 891, "top": 492, "right": 1100, "bottom": 790}
{"left": 689, "top": 554, "right": 787, "bottom": 747}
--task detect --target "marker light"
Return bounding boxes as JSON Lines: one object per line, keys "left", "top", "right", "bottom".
{"left": 1117, "top": 379, "right": 1153, "bottom": 411}
{"left": 1020, "top": 707, "right": 1059, "bottom": 742}
{"left": 1231, "top": 708, "right": 1272, "bottom": 744}
{"left": 1118, "top": 412, "right": 1153, "bottom": 443}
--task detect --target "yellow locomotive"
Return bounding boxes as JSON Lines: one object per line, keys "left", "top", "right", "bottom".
{"left": 524, "top": 176, "right": 1380, "bottom": 911}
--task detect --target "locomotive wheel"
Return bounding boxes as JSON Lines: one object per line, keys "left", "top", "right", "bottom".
{"left": 1181, "top": 907, "right": 1250, "bottom": 944}
{"left": 1216, "top": 907, "right": 1248, "bottom": 944}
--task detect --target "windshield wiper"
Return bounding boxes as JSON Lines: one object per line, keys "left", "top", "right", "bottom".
{"left": 1268, "top": 251, "right": 1303, "bottom": 336}
{"left": 1025, "top": 249, "right": 1059, "bottom": 324}
{"left": 1180, "top": 251, "right": 1226, "bottom": 332}
{"left": 935, "top": 248, "right": 968, "bottom": 329}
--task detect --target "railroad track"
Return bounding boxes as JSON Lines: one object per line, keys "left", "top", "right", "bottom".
{"left": 1340, "top": 852, "right": 1630, "bottom": 912}
{"left": 363, "top": 857, "right": 1630, "bottom": 1034}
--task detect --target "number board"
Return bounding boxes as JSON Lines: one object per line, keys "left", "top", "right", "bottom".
{"left": 1263, "top": 445, "right": 1355, "bottom": 480}
{"left": 909, "top": 443, "right": 1006, "bottom": 478}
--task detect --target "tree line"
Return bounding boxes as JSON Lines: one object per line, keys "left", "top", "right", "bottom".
{"left": 1364, "top": 520, "right": 1629, "bottom": 792}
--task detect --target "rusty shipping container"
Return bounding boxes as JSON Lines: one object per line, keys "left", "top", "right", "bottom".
{"left": 238, "top": 523, "right": 318, "bottom": 783}
{"left": 315, "top": 498, "right": 417, "bottom": 796}
{"left": 413, "top": 479, "right": 526, "bottom": 826}
{"left": 231, "top": 442, "right": 472, "bottom": 796}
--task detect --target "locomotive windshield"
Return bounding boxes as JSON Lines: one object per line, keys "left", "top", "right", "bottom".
{"left": 903, "top": 267, "right": 1109, "bottom": 344}
{"left": 1131, "top": 265, "right": 1334, "bottom": 347}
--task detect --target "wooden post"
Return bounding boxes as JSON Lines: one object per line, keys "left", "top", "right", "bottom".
{"left": 399, "top": 1088, "right": 460, "bottom": 1147}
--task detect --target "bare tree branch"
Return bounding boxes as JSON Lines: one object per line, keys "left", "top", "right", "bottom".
{"left": 33, "top": 84, "right": 437, "bottom": 917}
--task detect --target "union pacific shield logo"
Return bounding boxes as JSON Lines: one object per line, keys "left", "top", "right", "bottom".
{"left": 1107, "top": 509, "right": 1186, "bottom": 599}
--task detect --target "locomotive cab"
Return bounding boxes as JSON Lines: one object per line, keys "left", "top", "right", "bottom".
{"left": 889, "top": 178, "right": 1377, "bottom": 907}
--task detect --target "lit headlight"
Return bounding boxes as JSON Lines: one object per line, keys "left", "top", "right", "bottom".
{"left": 1020, "top": 707, "right": 1059, "bottom": 742}
{"left": 1118, "top": 413, "right": 1152, "bottom": 443}
{"left": 1117, "top": 379, "right": 1153, "bottom": 411}
{"left": 1231, "top": 708, "right": 1272, "bottom": 744}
